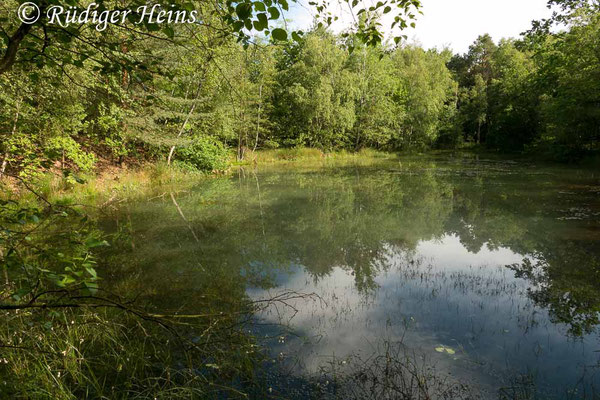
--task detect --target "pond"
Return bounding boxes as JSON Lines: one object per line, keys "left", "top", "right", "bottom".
{"left": 106, "top": 154, "right": 600, "bottom": 399}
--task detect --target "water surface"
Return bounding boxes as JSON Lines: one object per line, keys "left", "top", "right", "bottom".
{"left": 109, "top": 154, "right": 600, "bottom": 398}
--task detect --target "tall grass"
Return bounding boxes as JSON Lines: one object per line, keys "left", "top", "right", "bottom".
{"left": 233, "top": 147, "right": 394, "bottom": 164}
{"left": 0, "top": 307, "right": 261, "bottom": 399}
{"left": 0, "top": 162, "right": 209, "bottom": 209}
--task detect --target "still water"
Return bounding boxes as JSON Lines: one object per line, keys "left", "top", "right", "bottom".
{"left": 112, "top": 154, "right": 600, "bottom": 398}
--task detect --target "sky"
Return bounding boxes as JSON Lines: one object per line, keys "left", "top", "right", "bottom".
{"left": 287, "top": 0, "right": 553, "bottom": 54}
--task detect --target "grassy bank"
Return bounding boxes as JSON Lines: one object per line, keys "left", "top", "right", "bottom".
{"left": 1, "top": 148, "right": 396, "bottom": 207}
{"left": 232, "top": 147, "right": 393, "bottom": 165}
{"left": 0, "top": 163, "right": 205, "bottom": 212}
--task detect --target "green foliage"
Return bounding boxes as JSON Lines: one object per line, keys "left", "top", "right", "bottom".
{"left": 390, "top": 46, "right": 457, "bottom": 149}
{"left": 450, "top": 17, "right": 599, "bottom": 154}
{"left": 270, "top": 33, "right": 456, "bottom": 151}
{"left": 174, "top": 135, "right": 229, "bottom": 172}
{"left": 347, "top": 45, "right": 401, "bottom": 149}
{"left": 486, "top": 41, "right": 538, "bottom": 150}
{"left": 272, "top": 31, "right": 357, "bottom": 149}
{"left": 0, "top": 0, "right": 421, "bottom": 79}
{"left": 535, "top": 14, "right": 600, "bottom": 155}
{"left": 93, "top": 104, "right": 131, "bottom": 160}
{"left": 0, "top": 198, "right": 104, "bottom": 299}
{"left": 0, "top": 65, "right": 99, "bottom": 175}
{"left": 2, "top": 134, "right": 45, "bottom": 178}
{"left": 45, "top": 136, "right": 96, "bottom": 172}
{"left": 2, "top": 5, "right": 598, "bottom": 178}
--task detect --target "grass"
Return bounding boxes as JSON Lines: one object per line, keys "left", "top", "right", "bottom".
{"left": 232, "top": 147, "right": 394, "bottom": 165}
{"left": 0, "top": 162, "right": 209, "bottom": 210}
{"left": 1, "top": 148, "right": 396, "bottom": 209}
{"left": 0, "top": 306, "right": 261, "bottom": 399}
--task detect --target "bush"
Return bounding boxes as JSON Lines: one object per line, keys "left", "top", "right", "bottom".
{"left": 174, "top": 136, "right": 228, "bottom": 172}
{"left": 2, "top": 134, "right": 44, "bottom": 178}
{"left": 262, "top": 139, "right": 280, "bottom": 149}
{"left": 45, "top": 136, "right": 96, "bottom": 172}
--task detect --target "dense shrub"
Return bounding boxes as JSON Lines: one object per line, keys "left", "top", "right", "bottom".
{"left": 174, "top": 135, "right": 229, "bottom": 172}
{"left": 45, "top": 136, "right": 96, "bottom": 172}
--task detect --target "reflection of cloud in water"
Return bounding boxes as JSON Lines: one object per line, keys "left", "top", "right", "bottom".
{"left": 415, "top": 234, "right": 524, "bottom": 270}
{"left": 247, "top": 234, "right": 598, "bottom": 394}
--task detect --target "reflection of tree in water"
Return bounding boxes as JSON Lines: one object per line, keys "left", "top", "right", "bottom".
{"left": 508, "top": 241, "right": 600, "bottom": 337}
{"left": 113, "top": 159, "right": 600, "bottom": 336}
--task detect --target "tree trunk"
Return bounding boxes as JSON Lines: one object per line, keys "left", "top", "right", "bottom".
{"left": 253, "top": 84, "right": 262, "bottom": 153}
{"left": 0, "top": 0, "right": 48, "bottom": 75}
{"left": 0, "top": 100, "right": 21, "bottom": 179}
{"left": 167, "top": 82, "right": 203, "bottom": 166}
{"left": 0, "top": 24, "right": 33, "bottom": 75}
{"left": 0, "top": 154, "right": 8, "bottom": 179}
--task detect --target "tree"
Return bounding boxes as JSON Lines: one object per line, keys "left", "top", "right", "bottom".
{"left": 529, "top": 0, "right": 599, "bottom": 34}
{"left": 0, "top": 0, "right": 422, "bottom": 77}
{"left": 469, "top": 74, "right": 488, "bottom": 145}
{"left": 346, "top": 42, "right": 399, "bottom": 149}
{"left": 271, "top": 30, "right": 356, "bottom": 149}
{"left": 391, "top": 46, "right": 456, "bottom": 149}
{"left": 486, "top": 40, "right": 539, "bottom": 150}
{"left": 448, "top": 35, "right": 497, "bottom": 145}
{"left": 535, "top": 13, "right": 600, "bottom": 155}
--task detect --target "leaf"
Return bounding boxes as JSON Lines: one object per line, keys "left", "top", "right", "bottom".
{"left": 58, "top": 276, "right": 76, "bottom": 287}
{"left": 435, "top": 345, "right": 456, "bottom": 355}
{"left": 85, "top": 238, "right": 109, "bottom": 248}
{"left": 233, "top": 20, "right": 244, "bottom": 31}
{"left": 163, "top": 25, "right": 175, "bottom": 39}
{"left": 268, "top": 6, "right": 280, "bottom": 20}
{"left": 254, "top": 1, "right": 266, "bottom": 11}
{"left": 86, "top": 267, "right": 98, "bottom": 279}
{"left": 236, "top": 3, "right": 253, "bottom": 20}
{"left": 145, "top": 23, "right": 160, "bottom": 32}
{"left": 271, "top": 28, "right": 287, "bottom": 41}
{"left": 257, "top": 12, "right": 268, "bottom": 28}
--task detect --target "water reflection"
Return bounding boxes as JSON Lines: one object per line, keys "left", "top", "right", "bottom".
{"left": 249, "top": 235, "right": 596, "bottom": 397}
{"left": 110, "top": 155, "right": 600, "bottom": 397}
